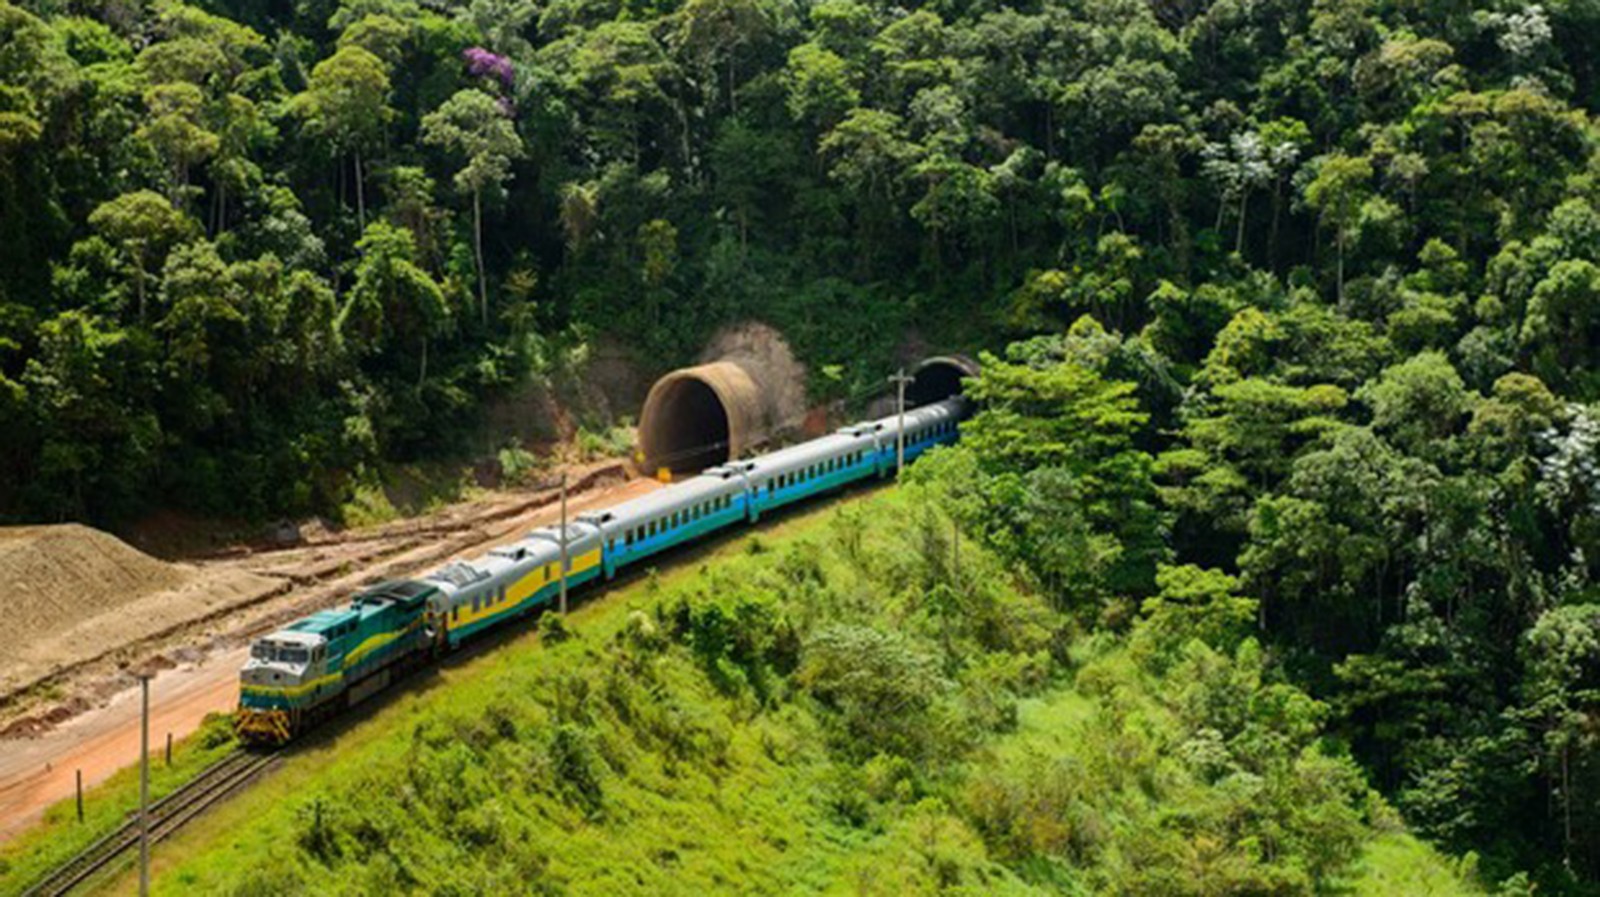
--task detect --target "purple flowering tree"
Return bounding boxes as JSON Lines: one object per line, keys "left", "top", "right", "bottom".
{"left": 463, "top": 47, "right": 515, "bottom": 93}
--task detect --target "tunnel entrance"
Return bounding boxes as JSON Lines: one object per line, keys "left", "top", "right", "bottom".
{"left": 637, "top": 361, "right": 764, "bottom": 476}
{"left": 908, "top": 355, "right": 979, "bottom": 407}
{"left": 641, "top": 378, "right": 731, "bottom": 474}
{"left": 636, "top": 349, "right": 978, "bottom": 479}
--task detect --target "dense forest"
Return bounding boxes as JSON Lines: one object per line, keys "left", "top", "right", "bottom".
{"left": 3, "top": 0, "right": 1600, "bottom": 888}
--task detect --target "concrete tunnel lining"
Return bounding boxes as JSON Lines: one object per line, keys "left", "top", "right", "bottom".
{"left": 638, "top": 361, "right": 763, "bottom": 475}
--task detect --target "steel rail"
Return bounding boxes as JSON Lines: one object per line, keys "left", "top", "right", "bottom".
{"left": 21, "top": 749, "right": 280, "bottom": 897}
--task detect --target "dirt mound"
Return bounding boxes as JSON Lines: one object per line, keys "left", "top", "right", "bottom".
{"left": 0, "top": 525, "right": 189, "bottom": 647}
{"left": 0, "top": 525, "right": 284, "bottom": 699}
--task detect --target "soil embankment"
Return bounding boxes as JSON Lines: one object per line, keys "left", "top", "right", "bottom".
{"left": 0, "top": 527, "right": 283, "bottom": 700}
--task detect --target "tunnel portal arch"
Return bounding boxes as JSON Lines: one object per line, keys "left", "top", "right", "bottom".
{"left": 637, "top": 352, "right": 979, "bottom": 478}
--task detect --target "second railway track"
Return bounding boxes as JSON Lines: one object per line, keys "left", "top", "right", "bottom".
{"left": 22, "top": 749, "right": 280, "bottom": 897}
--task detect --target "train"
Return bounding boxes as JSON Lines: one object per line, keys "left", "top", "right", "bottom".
{"left": 236, "top": 395, "right": 969, "bottom": 744}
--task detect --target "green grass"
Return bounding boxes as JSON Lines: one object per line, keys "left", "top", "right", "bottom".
{"left": 20, "top": 486, "right": 1489, "bottom": 896}
{"left": 141, "top": 498, "right": 893, "bottom": 894}
{"left": 1343, "top": 832, "right": 1487, "bottom": 896}
{"left": 0, "top": 714, "right": 237, "bottom": 896}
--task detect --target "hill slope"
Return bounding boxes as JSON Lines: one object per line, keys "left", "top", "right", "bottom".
{"left": 120, "top": 488, "right": 1477, "bottom": 895}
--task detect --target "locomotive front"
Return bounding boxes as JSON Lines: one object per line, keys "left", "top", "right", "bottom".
{"left": 236, "top": 630, "right": 327, "bottom": 744}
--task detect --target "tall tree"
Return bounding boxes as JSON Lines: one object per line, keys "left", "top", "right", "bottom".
{"left": 87, "top": 191, "right": 197, "bottom": 322}
{"left": 292, "top": 45, "right": 392, "bottom": 228}
{"left": 421, "top": 88, "right": 524, "bottom": 327}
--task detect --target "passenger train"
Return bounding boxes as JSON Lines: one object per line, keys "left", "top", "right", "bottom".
{"left": 236, "top": 395, "right": 968, "bottom": 744}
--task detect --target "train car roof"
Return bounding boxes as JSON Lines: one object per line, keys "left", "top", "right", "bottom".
{"left": 745, "top": 430, "right": 869, "bottom": 476}
{"left": 866, "top": 397, "right": 966, "bottom": 433}
{"left": 286, "top": 608, "right": 354, "bottom": 636}
{"left": 356, "top": 580, "right": 436, "bottom": 608}
{"left": 581, "top": 473, "right": 742, "bottom": 527}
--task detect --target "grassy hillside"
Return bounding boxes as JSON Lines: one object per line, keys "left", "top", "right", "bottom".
{"left": 115, "top": 483, "right": 1477, "bottom": 895}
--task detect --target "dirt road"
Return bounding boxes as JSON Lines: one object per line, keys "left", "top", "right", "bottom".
{"left": 0, "top": 474, "right": 660, "bottom": 842}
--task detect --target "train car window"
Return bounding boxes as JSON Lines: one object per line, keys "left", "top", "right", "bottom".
{"left": 452, "top": 606, "right": 459, "bottom": 621}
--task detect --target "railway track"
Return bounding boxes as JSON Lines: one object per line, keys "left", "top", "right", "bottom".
{"left": 22, "top": 749, "right": 280, "bottom": 897}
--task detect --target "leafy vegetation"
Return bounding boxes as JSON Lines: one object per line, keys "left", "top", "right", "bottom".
{"left": 95, "top": 492, "right": 1467, "bottom": 895}
{"left": 4, "top": 0, "right": 1600, "bottom": 888}
{"left": 916, "top": 334, "right": 1597, "bottom": 892}
{"left": 0, "top": 713, "right": 237, "bottom": 894}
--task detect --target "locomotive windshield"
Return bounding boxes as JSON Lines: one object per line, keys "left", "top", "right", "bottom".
{"left": 250, "top": 640, "right": 311, "bottom": 665}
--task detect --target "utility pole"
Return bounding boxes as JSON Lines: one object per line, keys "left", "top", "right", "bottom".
{"left": 888, "top": 369, "right": 912, "bottom": 477}
{"left": 137, "top": 671, "right": 151, "bottom": 897}
{"left": 558, "top": 471, "right": 569, "bottom": 615}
